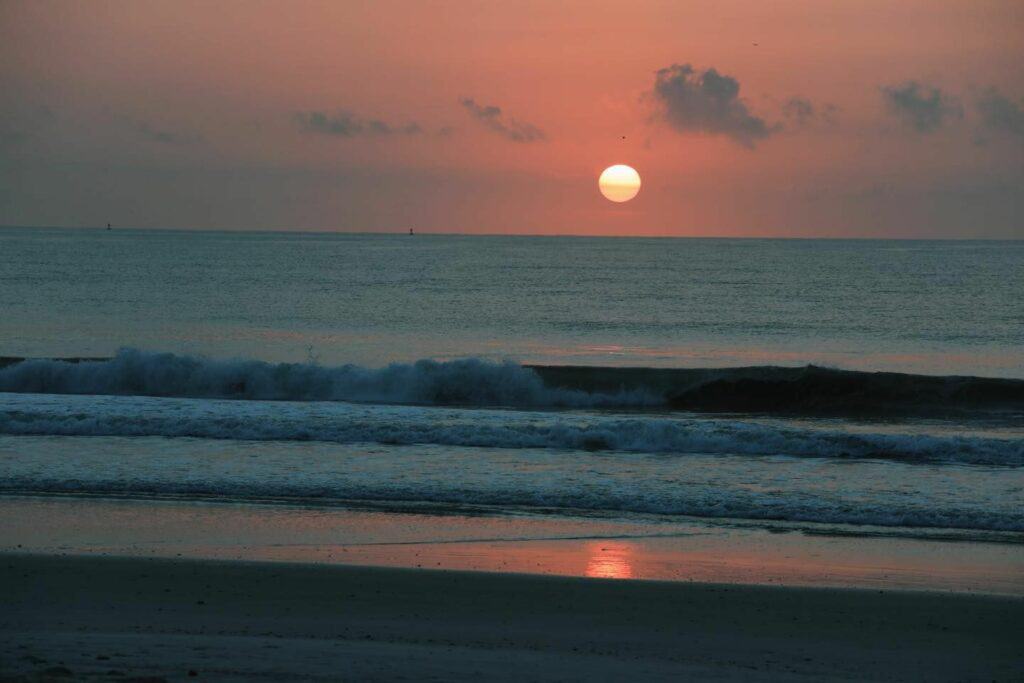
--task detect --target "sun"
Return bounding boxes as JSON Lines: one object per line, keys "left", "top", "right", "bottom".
{"left": 598, "top": 165, "right": 641, "bottom": 203}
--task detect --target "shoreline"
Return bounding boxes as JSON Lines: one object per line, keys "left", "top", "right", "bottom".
{"left": 2, "top": 553, "right": 1021, "bottom": 681}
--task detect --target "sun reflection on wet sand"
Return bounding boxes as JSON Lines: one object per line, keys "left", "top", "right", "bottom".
{"left": 584, "top": 542, "right": 635, "bottom": 579}
{"left": 7, "top": 496, "right": 1023, "bottom": 595}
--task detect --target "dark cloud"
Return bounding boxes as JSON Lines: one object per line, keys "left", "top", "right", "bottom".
{"left": 782, "top": 97, "right": 837, "bottom": 128}
{"left": 137, "top": 121, "right": 203, "bottom": 145}
{"left": 295, "top": 110, "right": 426, "bottom": 138}
{"left": 651, "top": 64, "right": 774, "bottom": 148}
{"left": 783, "top": 97, "right": 814, "bottom": 126}
{"left": 459, "top": 98, "right": 545, "bottom": 143}
{"left": 975, "top": 87, "right": 1024, "bottom": 138}
{"left": 880, "top": 81, "right": 962, "bottom": 133}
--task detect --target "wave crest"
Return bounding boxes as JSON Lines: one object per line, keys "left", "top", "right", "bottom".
{"left": 3, "top": 349, "right": 1022, "bottom": 417}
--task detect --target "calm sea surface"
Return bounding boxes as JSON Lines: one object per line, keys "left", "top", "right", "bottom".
{"left": 1, "top": 227, "right": 1021, "bottom": 538}
{"left": 2, "top": 228, "right": 1021, "bottom": 374}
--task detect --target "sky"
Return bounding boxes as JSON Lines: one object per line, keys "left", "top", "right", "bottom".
{"left": 1, "top": 0, "right": 1022, "bottom": 237}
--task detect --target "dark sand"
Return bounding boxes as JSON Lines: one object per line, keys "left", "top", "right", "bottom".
{"left": 2, "top": 553, "right": 1022, "bottom": 682}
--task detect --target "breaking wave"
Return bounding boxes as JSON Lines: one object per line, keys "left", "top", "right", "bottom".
{"left": 2, "top": 349, "right": 1023, "bottom": 417}
{"left": 0, "top": 349, "right": 657, "bottom": 407}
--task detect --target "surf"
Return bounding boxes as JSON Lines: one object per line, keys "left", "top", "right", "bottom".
{"left": 1, "top": 391, "right": 1020, "bottom": 466}
{"left": 2, "top": 349, "right": 1023, "bottom": 418}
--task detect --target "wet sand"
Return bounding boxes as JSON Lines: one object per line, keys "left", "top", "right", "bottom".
{"left": 3, "top": 495, "right": 1023, "bottom": 594}
{"left": 2, "top": 553, "right": 1021, "bottom": 682}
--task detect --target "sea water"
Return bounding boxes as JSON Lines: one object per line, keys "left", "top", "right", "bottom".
{"left": 0, "top": 227, "right": 1021, "bottom": 539}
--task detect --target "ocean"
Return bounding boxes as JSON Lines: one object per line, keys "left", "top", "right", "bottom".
{"left": 1, "top": 227, "right": 1022, "bottom": 540}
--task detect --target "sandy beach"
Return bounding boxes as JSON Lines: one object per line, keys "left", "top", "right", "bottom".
{"left": 2, "top": 496, "right": 1022, "bottom": 682}
{"left": 2, "top": 553, "right": 1021, "bottom": 682}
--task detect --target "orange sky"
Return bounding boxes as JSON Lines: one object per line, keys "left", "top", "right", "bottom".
{"left": 1, "top": 0, "right": 1022, "bottom": 237}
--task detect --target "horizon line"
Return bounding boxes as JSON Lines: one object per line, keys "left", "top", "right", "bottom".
{"left": 0, "top": 224, "right": 1020, "bottom": 242}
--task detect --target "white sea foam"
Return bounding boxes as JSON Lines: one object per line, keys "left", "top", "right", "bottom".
{"left": 0, "top": 391, "right": 1019, "bottom": 466}
{"left": 2, "top": 434, "right": 1022, "bottom": 533}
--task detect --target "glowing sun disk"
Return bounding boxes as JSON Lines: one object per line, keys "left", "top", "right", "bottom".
{"left": 599, "top": 164, "right": 641, "bottom": 202}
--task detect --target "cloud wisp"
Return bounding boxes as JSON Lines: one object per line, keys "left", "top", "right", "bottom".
{"left": 782, "top": 97, "right": 837, "bottom": 129}
{"left": 459, "top": 98, "right": 545, "bottom": 143}
{"left": 137, "top": 121, "right": 203, "bottom": 145}
{"left": 880, "top": 81, "right": 962, "bottom": 133}
{"left": 651, "top": 64, "right": 774, "bottom": 148}
{"left": 295, "top": 110, "right": 426, "bottom": 138}
{"left": 975, "top": 87, "right": 1024, "bottom": 139}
